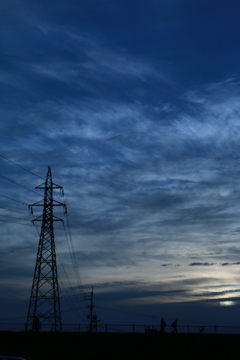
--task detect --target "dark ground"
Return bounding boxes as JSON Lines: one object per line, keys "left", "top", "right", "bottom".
{"left": 1, "top": 331, "right": 239, "bottom": 360}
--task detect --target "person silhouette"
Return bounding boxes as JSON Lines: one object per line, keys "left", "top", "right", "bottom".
{"left": 160, "top": 317, "right": 166, "bottom": 333}
{"left": 33, "top": 316, "right": 40, "bottom": 332}
{"left": 171, "top": 319, "right": 178, "bottom": 333}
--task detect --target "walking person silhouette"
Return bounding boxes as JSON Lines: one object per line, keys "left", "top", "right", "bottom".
{"left": 160, "top": 318, "right": 166, "bottom": 333}
{"left": 171, "top": 319, "right": 178, "bottom": 333}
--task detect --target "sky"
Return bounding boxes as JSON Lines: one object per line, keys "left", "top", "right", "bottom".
{"left": 1, "top": 0, "right": 240, "bottom": 332}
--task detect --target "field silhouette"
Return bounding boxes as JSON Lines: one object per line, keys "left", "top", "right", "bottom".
{"left": 1, "top": 331, "right": 239, "bottom": 359}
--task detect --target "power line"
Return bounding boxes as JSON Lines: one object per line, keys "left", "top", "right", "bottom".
{"left": 0, "top": 154, "right": 45, "bottom": 180}
{"left": 0, "top": 193, "right": 28, "bottom": 205}
{"left": 31, "top": 193, "right": 88, "bottom": 324}
{"left": 59, "top": 277, "right": 87, "bottom": 324}
{"left": 63, "top": 217, "right": 87, "bottom": 298}
{"left": 32, "top": 219, "right": 86, "bottom": 323}
{"left": 0, "top": 174, "right": 43, "bottom": 197}
{"left": 0, "top": 219, "right": 33, "bottom": 226}
{"left": 60, "top": 191, "right": 89, "bottom": 320}
{"left": 62, "top": 219, "right": 89, "bottom": 321}
{"left": 0, "top": 206, "right": 28, "bottom": 215}
{"left": 96, "top": 305, "right": 158, "bottom": 319}
{"left": 57, "top": 251, "right": 87, "bottom": 324}
{"left": 0, "top": 316, "right": 27, "bottom": 321}
{"left": 0, "top": 214, "right": 30, "bottom": 221}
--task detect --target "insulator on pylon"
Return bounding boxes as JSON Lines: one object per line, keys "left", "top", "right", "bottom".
{"left": 28, "top": 205, "right": 34, "bottom": 215}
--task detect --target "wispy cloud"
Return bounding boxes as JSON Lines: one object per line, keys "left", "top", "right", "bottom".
{"left": 221, "top": 262, "right": 240, "bottom": 266}
{"left": 188, "top": 262, "right": 216, "bottom": 266}
{"left": 23, "top": 25, "right": 172, "bottom": 89}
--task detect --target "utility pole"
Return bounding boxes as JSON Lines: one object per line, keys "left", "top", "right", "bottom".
{"left": 25, "top": 167, "right": 66, "bottom": 332}
{"left": 87, "top": 287, "right": 98, "bottom": 332}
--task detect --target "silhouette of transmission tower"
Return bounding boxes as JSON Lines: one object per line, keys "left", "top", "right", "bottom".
{"left": 25, "top": 167, "right": 66, "bottom": 332}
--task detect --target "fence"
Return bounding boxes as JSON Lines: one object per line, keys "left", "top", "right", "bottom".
{"left": 1, "top": 322, "right": 240, "bottom": 334}
{"left": 96, "top": 324, "right": 240, "bottom": 334}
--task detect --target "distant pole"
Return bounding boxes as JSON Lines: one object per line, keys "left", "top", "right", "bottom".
{"left": 89, "top": 287, "right": 93, "bottom": 332}
{"left": 25, "top": 167, "right": 66, "bottom": 332}
{"left": 87, "top": 286, "right": 98, "bottom": 332}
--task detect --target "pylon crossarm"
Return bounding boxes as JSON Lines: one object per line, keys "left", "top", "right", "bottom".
{"left": 52, "top": 200, "right": 66, "bottom": 206}
{"left": 32, "top": 216, "right": 42, "bottom": 223}
{"left": 35, "top": 183, "right": 63, "bottom": 190}
{"left": 29, "top": 200, "right": 44, "bottom": 207}
{"left": 32, "top": 216, "right": 63, "bottom": 222}
{"left": 52, "top": 216, "right": 64, "bottom": 221}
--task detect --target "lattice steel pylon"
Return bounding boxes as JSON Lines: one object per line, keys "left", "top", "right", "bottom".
{"left": 25, "top": 166, "right": 67, "bottom": 332}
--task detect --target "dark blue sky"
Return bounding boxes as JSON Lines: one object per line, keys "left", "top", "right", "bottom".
{"left": 1, "top": 0, "right": 240, "bottom": 331}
